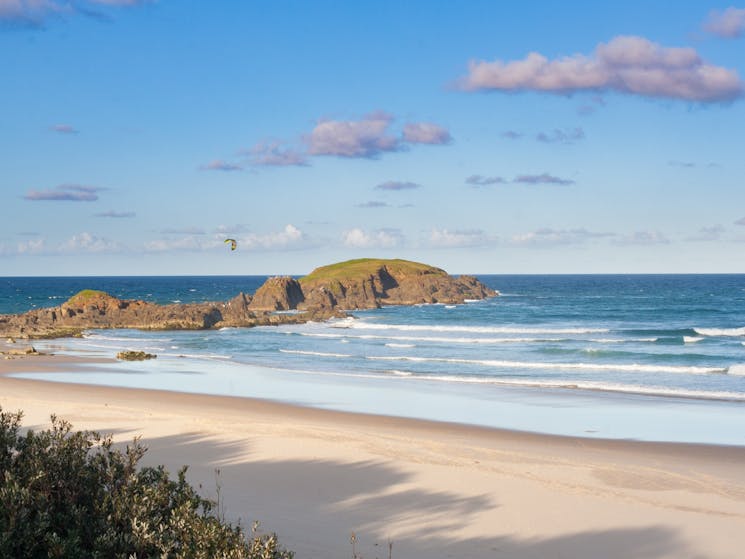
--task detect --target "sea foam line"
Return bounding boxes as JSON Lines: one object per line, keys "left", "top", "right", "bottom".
{"left": 330, "top": 321, "right": 609, "bottom": 335}
{"left": 279, "top": 349, "right": 352, "bottom": 358}
{"left": 694, "top": 326, "right": 745, "bottom": 337}
{"left": 379, "top": 371, "right": 745, "bottom": 401}
{"left": 367, "top": 355, "right": 725, "bottom": 375}
{"left": 289, "top": 331, "right": 568, "bottom": 344}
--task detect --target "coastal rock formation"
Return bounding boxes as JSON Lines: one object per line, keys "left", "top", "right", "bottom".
{"left": 0, "top": 259, "right": 496, "bottom": 338}
{"left": 248, "top": 277, "right": 305, "bottom": 311}
{"left": 298, "top": 258, "right": 497, "bottom": 309}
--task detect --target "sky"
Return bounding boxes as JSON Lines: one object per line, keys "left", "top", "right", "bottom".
{"left": 1, "top": 0, "right": 744, "bottom": 276}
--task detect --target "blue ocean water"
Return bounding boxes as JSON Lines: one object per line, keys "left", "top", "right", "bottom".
{"left": 4, "top": 275, "right": 745, "bottom": 444}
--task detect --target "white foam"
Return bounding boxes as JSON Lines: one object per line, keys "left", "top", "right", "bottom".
{"left": 366, "top": 355, "right": 724, "bottom": 375}
{"left": 683, "top": 336, "right": 704, "bottom": 343}
{"left": 385, "top": 343, "right": 415, "bottom": 348}
{"left": 291, "top": 331, "right": 566, "bottom": 344}
{"left": 279, "top": 349, "right": 352, "bottom": 358}
{"left": 727, "top": 364, "right": 745, "bottom": 376}
{"left": 694, "top": 326, "right": 745, "bottom": 337}
{"left": 332, "top": 322, "right": 609, "bottom": 335}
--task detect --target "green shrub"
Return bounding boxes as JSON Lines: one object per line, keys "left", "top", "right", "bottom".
{"left": 0, "top": 407, "right": 294, "bottom": 559}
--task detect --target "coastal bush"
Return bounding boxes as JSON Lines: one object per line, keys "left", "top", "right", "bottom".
{"left": 0, "top": 407, "right": 294, "bottom": 559}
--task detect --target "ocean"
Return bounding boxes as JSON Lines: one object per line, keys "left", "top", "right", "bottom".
{"left": 3, "top": 274, "right": 745, "bottom": 445}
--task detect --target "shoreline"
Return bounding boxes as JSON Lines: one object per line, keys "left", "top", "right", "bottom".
{"left": 2, "top": 352, "right": 745, "bottom": 558}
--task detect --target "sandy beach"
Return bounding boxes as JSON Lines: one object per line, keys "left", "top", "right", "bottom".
{"left": 2, "top": 351, "right": 744, "bottom": 559}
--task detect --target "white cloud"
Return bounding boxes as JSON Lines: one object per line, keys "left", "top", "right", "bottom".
{"left": 342, "top": 227, "right": 402, "bottom": 248}
{"left": 375, "top": 180, "right": 421, "bottom": 191}
{"left": 536, "top": 127, "right": 585, "bottom": 144}
{"left": 24, "top": 184, "right": 103, "bottom": 201}
{"left": 58, "top": 232, "right": 122, "bottom": 253}
{"left": 686, "top": 225, "right": 725, "bottom": 242}
{"left": 510, "top": 228, "right": 612, "bottom": 246}
{"left": 613, "top": 230, "right": 670, "bottom": 245}
{"left": 0, "top": 0, "right": 146, "bottom": 26}
{"left": 307, "top": 112, "right": 400, "bottom": 158}
{"left": 402, "top": 122, "right": 452, "bottom": 145}
{"left": 240, "top": 224, "right": 305, "bottom": 250}
{"left": 459, "top": 35, "right": 743, "bottom": 102}
{"left": 429, "top": 228, "right": 493, "bottom": 248}
{"left": 246, "top": 141, "right": 308, "bottom": 166}
{"left": 16, "top": 237, "right": 46, "bottom": 254}
{"left": 704, "top": 7, "right": 745, "bottom": 38}
{"left": 200, "top": 160, "right": 243, "bottom": 172}
{"left": 466, "top": 175, "right": 506, "bottom": 186}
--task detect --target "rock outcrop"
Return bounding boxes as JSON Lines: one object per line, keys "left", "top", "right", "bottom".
{"left": 0, "top": 258, "right": 496, "bottom": 339}
{"left": 248, "top": 277, "right": 304, "bottom": 311}
{"left": 298, "top": 258, "right": 497, "bottom": 309}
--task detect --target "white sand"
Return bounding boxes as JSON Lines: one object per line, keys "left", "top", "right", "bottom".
{"left": 2, "top": 353, "right": 744, "bottom": 558}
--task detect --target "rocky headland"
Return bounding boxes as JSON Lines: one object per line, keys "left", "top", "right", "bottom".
{"left": 0, "top": 258, "right": 497, "bottom": 339}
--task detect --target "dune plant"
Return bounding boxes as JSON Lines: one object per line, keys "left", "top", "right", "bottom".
{"left": 0, "top": 407, "right": 293, "bottom": 559}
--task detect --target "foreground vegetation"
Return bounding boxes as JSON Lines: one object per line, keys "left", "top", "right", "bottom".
{"left": 0, "top": 407, "right": 294, "bottom": 559}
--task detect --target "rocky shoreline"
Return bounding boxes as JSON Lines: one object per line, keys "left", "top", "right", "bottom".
{"left": 0, "top": 259, "right": 497, "bottom": 339}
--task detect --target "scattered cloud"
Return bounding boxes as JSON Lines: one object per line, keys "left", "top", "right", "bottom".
{"left": 146, "top": 225, "right": 307, "bottom": 253}
{"left": 214, "top": 224, "right": 250, "bottom": 235}
{"left": 686, "top": 225, "right": 725, "bottom": 241}
{"left": 577, "top": 95, "right": 606, "bottom": 115}
{"left": 613, "top": 230, "right": 670, "bottom": 245}
{"left": 306, "top": 112, "right": 401, "bottom": 158}
{"left": 501, "top": 130, "right": 523, "bottom": 140}
{"left": 144, "top": 235, "right": 213, "bottom": 253}
{"left": 59, "top": 232, "right": 122, "bottom": 253}
{"left": 375, "top": 180, "right": 421, "bottom": 191}
{"left": 704, "top": 7, "right": 745, "bottom": 38}
{"left": 466, "top": 175, "right": 506, "bottom": 186}
{"left": 94, "top": 210, "right": 135, "bottom": 218}
{"left": 305, "top": 112, "right": 451, "bottom": 159}
{"left": 24, "top": 184, "right": 103, "bottom": 201}
{"left": 513, "top": 173, "right": 575, "bottom": 185}
{"left": 239, "top": 224, "right": 306, "bottom": 250}
{"left": 735, "top": 216, "right": 745, "bottom": 226}
{"left": 50, "top": 123, "right": 78, "bottom": 134}
{"left": 160, "top": 227, "right": 206, "bottom": 235}
{"left": 356, "top": 201, "right": 390, "bottom": 208}
{"left": 668, "top": 160, "right": 696, "bottom": 168}
{"left": 245, "top": 141, "right": 308, "bottom": 167}
{"left": 342, "top": 227, "right": 402, "bottom": 248}
{"left": 0, "top": 0, "right": 147, "bottom": 27}
{"left": 430, "top": 228, "right": 494, "bottom": 248}
{"left": 200, "top": 159, "right": 243, "bottom": 172}
{"left": 536, "top": 127, "right": 585, "bottom": 144}
{"left": 510, "top": 228, "right": 613, "bottom": 246}
{"left": 458, "top": 35, "right": 743, "bottom": 102}
{"left": 402, "top": 122, "right": 452, "bottom": 145}
{"left": 16, "top": 237, "right": 46, "bottom": 254}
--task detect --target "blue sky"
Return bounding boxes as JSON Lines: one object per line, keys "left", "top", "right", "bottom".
{"left": 2, "top": 1, "right": 744, "bottom": 275}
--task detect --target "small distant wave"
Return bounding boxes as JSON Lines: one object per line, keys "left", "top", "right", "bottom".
{"left": 160, "top": 352, "right": 233, "bottom": 361}
{"left": 83, "top": 333, "right": 173, "bottom": 343}
{"left": 366, "top": 355, "right": 725, "bottom": 375}
{"left": 684, "top": 336, "right": 704, "bottom": 343}
{"left": 728, "top": 364, "right": 745, "bottom": 376}
{"left": 279, "top": 349, "right": 352, "bottom": 358}
{"left": 386, "top": 369, "right": 413, "bottom": 377}
{"left": 381, "top": 374, "right": 745, "bottom": 401}
{"left": 333, "top": 322, "right": 609, "bottom": 335}
{"left": 385, "top": 343, "right": 415, "bottom": 348}
{"left": 694, "top": 326, "right": 745, "bottom": 337}
{"left": 290, "top": 331, "right": 567, "bottom": 344}
{"left": 589, "top": 337, "right": 658, "bottom": 344}
{"left": 444, "top": 305, "right": 456, "bottom": 309}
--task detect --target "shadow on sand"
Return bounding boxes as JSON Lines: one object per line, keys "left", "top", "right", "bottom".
{"left": 131, "top": 431, "right": 696, "bottom": 559}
